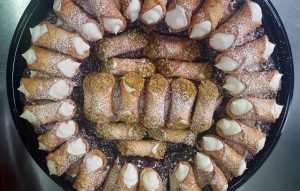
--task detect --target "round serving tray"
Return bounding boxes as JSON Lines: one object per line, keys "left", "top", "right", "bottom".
{"left": 6, "top": 0, "right": 294, "bottom": 190}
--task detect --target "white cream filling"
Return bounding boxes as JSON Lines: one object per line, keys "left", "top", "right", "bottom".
{"left": 48, "top": 80, "right": 70, "bottom": 100}
{"left": 209, "top": 33, "right": 235, "bottom": 51}
{"left": 189, "top": 21, "right": 212, "bottom": 38}
{"left": 18, "top": 82, "right": 30, "bottom": 97}
{"left": 30, "top": 23, "right": 48, "bottom": 43}
{"left": 67, "top": 138, "right": 87, "bottom": 156}
{"left": 215, "top": 56, "right": 241, "bottom": 72}
{"left": 81, "top": 23, "right": 103, "bottom": 41}
{"left": 53, "top": 0, "right": 61, "bottom": 12}
{"left": 72, "top": 36, "right": 90, "bottom": 56}
{"left": 30, "top": 71, "right": 37, "bottom": 78}
{"left": 47, "top": 160, "right": 57, "bottom": 175}
{"left": 20, "top": 110, "right": 37, "bottom": 124}
{"left": 249, "top": 1, "right": 262, "bottom": 22}
{"left": 58, "top": 101, "right": 75, "bottom": 117}
{"left": 55, "top": 17, "right": 64, "bottom": 26}
{"left": 230, "top": 99, "right": 253, "bottom": 116}
{"left": 238, "top": 160, "right": 247, "bottom": 176}
{"left": 142, "top": 5, "right": 163, "bottom": 24}
{"left": 103, "top": 18, "right": 123, "bottom": 34}
{"left": 223, "top": 76, "right": 246, "bottom": 94}
{"left": 269, "top": 72, "right": 282, "bottom": 90}
{"left": 271, "top": 103, "right": 283, "bottom": 119}
{"left": 151, "top": 143, "right": 160, "bottom": 155}
{"left": 57, "top": 58, "right": 81, "bottom": 78}
{"left": 195, "top": 152, "right": 214, "bottom": 172}
{"left": 126, "top": 0, "right": 141, "bottom": 22}
{"left": 165, "top": 5, "right": 188, "bottom": 30}
{"left": 175, "top": 163, "right": 189, "bottom": 182}
{"left": 85, "top": 155, "right": 103, "bottom": 173}
{"left": 217, "top": 118, "right": 242, "bottom": 136}
{"left": 257, "top": 137, "right": 266, "bottom": 153}
{"left": 123, "top": 163, "right": 138, "bottom": 188}
{"left": 203, "top": 136, "right": 224, "bottom": 151}
{"left": 22, "top": 48, "right": 36, "bottom": 64}
{"left": 56, "top": 120, "right": 76, "bottom": 138}
{"left": 38, "top": 142, "right": 46, "bottom": 150}
{"left": 123, "top": 81, "right": 136, "bottom": 93}
{"left": 263, "top": 40, "right": 276, "bottom": 60}
{"left": 142, "top": 170, "right": 160, "bottom": 191}
{"left": 221, "top": 184, "right": 229, "bottom": 191}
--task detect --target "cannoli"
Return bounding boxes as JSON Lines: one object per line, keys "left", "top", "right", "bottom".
{"left": 190, "top": 80, "right": 219, "bottom": 133}
{"left": 97, "top": 29, "right": 148, "bottom": 60}
{"left": 148, "top": 128, "right": 196, "bottom": 146}
{"left": 30, "top": 21, "right": 90, "bottom": 59}
{"left": 46, "top": 137, "right": 89, "bottom": 176}
{"left": 96, "top": 122, "right": 146, "bottom": 140}
{"left": 53, "top": 0, "right": 104, "bottom": 42}
{"left": 223, "top": 70, "right": 282, "bottom": 97}
{"left": 144, "top": 34, "right": 200, "bottom": 61}
{"left": 165, "top": 0, "right": 201, "bottom": 32}
{"left": 38, "top": 120, "right": 79, "bottom": 151}
{"left": 73, "top": 150, "right": 108, "bottom": 191}
{"left": 121, "top": 0, "right": 142, "bottom": 22}
{"left": 215, "top": 35, "right": 276, "bottom": 73}
{"left": 167, "top": 78, "right": 197, "bottom": 130}
{"left": 118, "top": 72, "right": 145, "bottom": 124}
{"left": 156, "top": 59, "right": 212, "bottom": 81}
{"left": 103, "top": 57, "right": 155, "bottom": 78}
{"left": 169, "top": 161, "right": 201, "bottom": 191}
{"left": 103, "top": 158, "right": 122, "bottom": 191}
{"left": 18, "top": 77, "right": 74, "bottom": 101}
{"left": 216, "top": 118, "right": 266, "bottom": 155}
{"left": 20, "top": 99, "right": 76, "bottom": 127}
{"left": 139, "top": 168, "right": 166, "bottom": 191}
{"left": 200, "top": 135, "right": 247, "bottom": 177}
{"left": 66, "top": 159, "right": 82, "bottom": 178}
{"left": 115, "top": 163, "right": 139, "bottom": 191}
{"left": 189, "top": 0, "right": 231, "bottom": 39}
{"left": 117, "top": 140, "right": 167, "bottom": 159}
{"left": 88, "top": 0, "right": 127, "bottom": 34}
{"left": 83, "top": 72, "right": 115, "bottom": 124}
{"left": 209, "top": 0, "right": 263, "bottom": 51}
{"left": 139, "top": 0, "right": 167, "bottom": 25}
{"left": 143, "top": 74, "right": 169, "bottom": 129}
{"left": 21, "top": 46, "right": 81, "bottom": 78}
{"left": 194, "top": 152, "right": 228, "bottom": 191}
{"left": 226, "top": 97, "right": 284, "bottom": 123}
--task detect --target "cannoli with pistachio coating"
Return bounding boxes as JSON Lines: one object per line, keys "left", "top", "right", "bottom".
{"left": 139, "top": 0, "right": 167, "bottom": 25}
{"left": 121, "top": 0, "right": 142, "bottom": 22}
{"left": 139, "top": 167, "right": 166, "bottom": 191}
{"left": 30, "top": 21, "right": 90, "bottom": 59}
{"left": 117, "top": 140, "right": 167, "bottom": 159}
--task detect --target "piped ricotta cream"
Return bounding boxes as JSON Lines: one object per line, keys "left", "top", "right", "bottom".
{"left": 30, "top": 23, "right": 48, "bottom": 43}
{"left": 123, "top": 163, "right": 138, "bottom": 188}
{"left": 22, "top": 48, "right": 36, "bottom": 64}
{"left": 230, "top": 99, "right": 253, "bottom": 116}
{"left": 56, "top": 120, "right": 76, "bottom": 138}
{"left": 85, "top": 155, "right": 103, "bottom": 173}
{"left": 203, "top": 136, "right": 224, "bottom": 151}
{"left": 57, "top": 58, "right": 81, "bottom": 78}
{"left": 67, "top": 138, "right": 87, "bottom": 156}
{"left": 142, "top": 5, "right": 163, "bottom": 24}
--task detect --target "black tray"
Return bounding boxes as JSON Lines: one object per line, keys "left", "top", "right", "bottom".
{"left": 6, "top": 0, "right": 294, "bottom": 190}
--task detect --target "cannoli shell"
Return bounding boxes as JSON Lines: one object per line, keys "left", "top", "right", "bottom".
{"left": 139, "top": 0, "right": 167, "bottom": 25}
{"left": 103, "top": 158, "right": 121, "bottom": 191}
{"left": 139, "top": 168, "right": 165, "bottom": 191}
{"left": 116, "top": 163, "right": 139, "bottom": 191}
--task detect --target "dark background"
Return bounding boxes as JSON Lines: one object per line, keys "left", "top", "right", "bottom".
{"left": 0, "top": 0, "right": 299, "bottom": 190}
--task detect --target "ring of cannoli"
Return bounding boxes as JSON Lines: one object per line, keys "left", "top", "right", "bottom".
{"left": 167, "top": 78, "right": 197, "bottom": 130}
{"left": 117, "top": 140, "right": 167, "bottom": 159}
{"left": 103, "top": 57, "right": 155, "bottom": 78}
{"left": 223, "top": 70, "right": 282, "bottom": 97}
{"left": 216, "top": 118, "right": 266, "bottom": 155}
{"left": 121, "top": 0, "right": 142, "bottom": 23}
{"left": 18, "top": 77, "right": 74, "bottom": 101}
{"left": 96, "top": 123, "right": 146, "bottom": 140}
{"left": 200, "top": 135, "right": 247, "bottom": 177}
{"left": 144, "top": 34, "right": 200, "bottom": 61}
{"left": 53, "top": 0, "right": 104, "bottom": 42}
{"left": 143, "top": 74, "right": 169, "bottom": 129}
{"left": 73, "top": 149, "right": 108, "bottom": 191}
{"left": 209, "top": 0, "right": 263, "bottom": 51}
{"left": 190, "top": 80, "right": 219, "bottom": 133}
{"left": 169, "top": 161, "right": 201, "bottom": 191}
{"left": 139, "top": 0, "right": 167, "bottom": 25}
{"left": 156, "top": 59, "right": 212, "bottom": 81}
{"left": 46, "top": 137, "right": 89, "bottom": 176}
{"left": 38, "top": 120, "right": 79, "bottom": 151}
{"left": 165, "top": 0, "right": 201, "bottom": 32}
{"left": 215, "top": 35, "right": 276, "bottom": 73}
{"left": 88, "top": 0, "right": 127, "bottom": 34}
{"left": 226, "top": 97, "right": 283, "bottom": 123}
{"left": 194, "top": 152, "right": 228, "bottom": 191}
{"left": 30, "top": 21, "right": 90, "bottom": 59}
{"left": 83, "top": 72, "right": 115, "bottom": 124}
{"left": 97, "top": 29, "right": 148, "bottom": 60}
{"left": 139, "top": 168, "right": 166, "bottom": 191}
{"left": 20, "top": 99, "right": 76, "bottom": 127}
